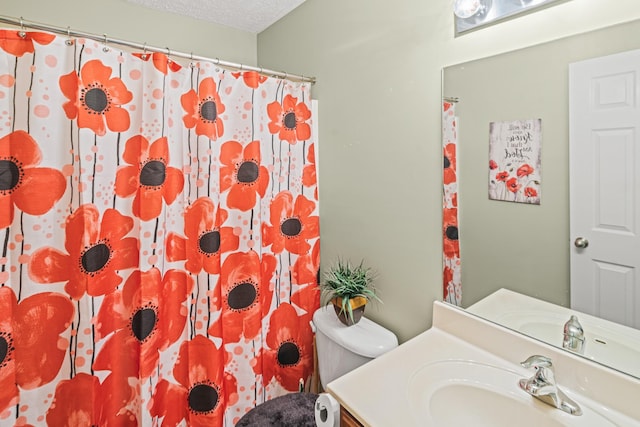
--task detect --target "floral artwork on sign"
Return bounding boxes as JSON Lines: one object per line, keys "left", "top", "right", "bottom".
{"left": 488, "top": 119, "right": 542, "bottom": 204}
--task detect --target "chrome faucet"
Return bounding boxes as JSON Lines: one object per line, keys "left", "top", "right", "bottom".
{"left": 518, "top": 355, "right": 582, "bottom": 416}
{"left": 563, "top": 315, "right": 585, "bottom": 354}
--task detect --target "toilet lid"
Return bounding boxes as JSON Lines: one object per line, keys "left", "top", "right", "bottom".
{"left": 312, "top": 306, "right": 398, "bottom": 358}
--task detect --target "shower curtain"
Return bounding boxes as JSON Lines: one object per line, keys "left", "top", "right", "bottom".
{"left": 442, "top": 101, "right": 461, "bottom": 305}
{"left": 0, "top": 28, "right": 320, "bottom": 426}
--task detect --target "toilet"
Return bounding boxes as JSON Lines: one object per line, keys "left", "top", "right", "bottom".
{"left": 312, "top": 305, "right": 398, "bottom": 390}
{"left": 237, "top": 306, "right": 397, "bottom": 426}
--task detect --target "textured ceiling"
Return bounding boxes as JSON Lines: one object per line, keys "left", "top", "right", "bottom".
{"left": 127, "top": 0, "right": 307, "bottom": 33}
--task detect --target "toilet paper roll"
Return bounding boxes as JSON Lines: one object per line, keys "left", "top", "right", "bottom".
{"left": 314, "top": 393, "right": 340, "bottom": 427}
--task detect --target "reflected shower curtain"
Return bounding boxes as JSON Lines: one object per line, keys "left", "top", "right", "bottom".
{"left": 442, "top": 101, "right": 461, "bottom": 305}
{"left": 0, "top": 29, "right": 319, "bottom": 426}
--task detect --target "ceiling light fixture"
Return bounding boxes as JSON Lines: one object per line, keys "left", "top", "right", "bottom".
{"left": 453, "top": 0, "right": 489, "bottom": 19}
{"left": 454, "top": 0, "right": 569, "bottom": 35}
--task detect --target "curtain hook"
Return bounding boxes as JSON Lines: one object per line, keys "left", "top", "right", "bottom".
{"left": 18, "top": 17, "right": 26, "bottom": 38}
{"left": 102, "top": 34, "right": 109, "bottom": 52}
{"left": 166, "top": 47, "right": 172, "bottom": 63}
{"left": 141, "top": 42, "right": 147, "bottom": 60}
{"left": 65, "top": 26, "right": 74, "bottom": 46}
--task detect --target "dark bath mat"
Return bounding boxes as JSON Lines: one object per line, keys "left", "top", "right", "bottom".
{"left": 236, "top": 392, "right": 319, "bottom": 427}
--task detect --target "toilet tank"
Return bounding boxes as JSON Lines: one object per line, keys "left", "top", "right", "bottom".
{"left": 313, "top": 306, "right": 398, "bottom": 389}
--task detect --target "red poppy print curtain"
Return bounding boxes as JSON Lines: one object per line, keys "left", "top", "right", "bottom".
{"left": 0, "top": 28, "right": 320, "bottom": 426}
{"left": 443, "top": 101, "right": 461, "bottom": 305}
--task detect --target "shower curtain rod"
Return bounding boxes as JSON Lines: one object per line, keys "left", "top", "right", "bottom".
{"left": 0, "top": 14, "right": 316, "bottom": 84}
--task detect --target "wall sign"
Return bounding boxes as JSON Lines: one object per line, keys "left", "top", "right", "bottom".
{"left": 488, "top": 118, "right": 541, "bottom": 205}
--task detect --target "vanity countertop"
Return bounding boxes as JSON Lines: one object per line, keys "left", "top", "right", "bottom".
{"left": 326, "top": 326, "right": 520, "bottom": 426}
{"left": 325, "top": 301, "right": 640, "bottom": 427}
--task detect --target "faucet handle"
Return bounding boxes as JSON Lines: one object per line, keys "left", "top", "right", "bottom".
{"left": 521, "top": 355, "right": 556, "bottom": 386}
{"left": 520, "top": 355, "right": 553, "bottom": 370}
{"left": 564, "top": 315, "right": 584, "bottom": 337}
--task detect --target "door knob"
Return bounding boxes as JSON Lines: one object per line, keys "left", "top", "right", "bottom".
{"left": 574, "top": 237, "right": 589, "bottom": 248}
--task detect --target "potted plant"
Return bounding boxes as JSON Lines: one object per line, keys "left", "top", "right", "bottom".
{"left": 320, "top": 258, "right": 381, "bottom": 326}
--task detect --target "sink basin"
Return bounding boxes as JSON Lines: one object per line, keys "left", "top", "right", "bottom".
{"left": 407, "top": 360, "right": 619, "bottom": 426}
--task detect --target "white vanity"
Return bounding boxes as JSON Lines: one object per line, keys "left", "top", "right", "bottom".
{"left": 325, "top": 299, "right": 640, "bottom": 426}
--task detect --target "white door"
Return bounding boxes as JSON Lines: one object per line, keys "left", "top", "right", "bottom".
{"left": 569, "top": 49, "right": 640, "bottom": 329}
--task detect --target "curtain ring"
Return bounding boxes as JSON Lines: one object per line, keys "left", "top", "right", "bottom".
{"left": 18, "top": 17, "right": 26, "bottom": 38}
{"left": 166, "top": 47, "right": 172, "bottom": 63}
{"left": 239, "top": 64, "right": 244, "bottom": 71}
{"left": 141, "top": 42, "right": 148, "bottom": 59}
{"left": 65, "top": 26, "right": 74, "bottom": 46}
{"left": 102, "top": 34, "right": 109, "bottom": 52}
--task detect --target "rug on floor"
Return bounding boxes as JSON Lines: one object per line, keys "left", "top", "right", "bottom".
{"left": 236, "top": 392, "right": 319, "bottom": 427}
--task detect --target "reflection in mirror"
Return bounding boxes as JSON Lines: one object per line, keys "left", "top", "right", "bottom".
{"left": 466, "top": 289, "right": 640, "bottom": 379}
{"left": 442, "top": 19, "right": 640, "bottom": 378}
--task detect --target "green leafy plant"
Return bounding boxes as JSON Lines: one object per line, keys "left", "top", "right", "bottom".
{"left": 320, "top": 258, "right": 381, "bottom": 324}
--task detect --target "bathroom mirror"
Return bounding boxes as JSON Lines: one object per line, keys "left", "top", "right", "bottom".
{"left": 442, "top": 18, "right": 640, "bottom": 379}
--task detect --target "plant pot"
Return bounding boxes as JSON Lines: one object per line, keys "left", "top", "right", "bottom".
{"left": 331, "top": 296, "right": 367, "bottom": 326}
